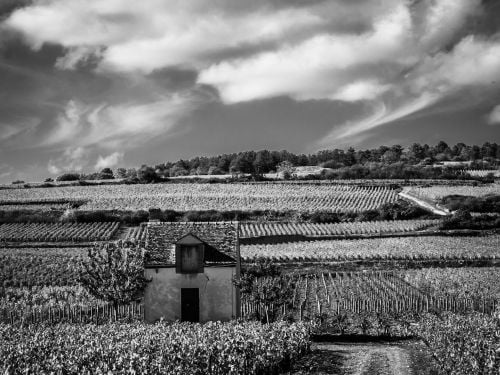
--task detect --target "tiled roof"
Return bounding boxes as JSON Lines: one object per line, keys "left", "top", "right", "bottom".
{"left": 144, "top": 221, "right": 239, "bottom": 266}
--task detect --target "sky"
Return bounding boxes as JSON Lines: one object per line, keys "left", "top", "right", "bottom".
{"left": 1, "top": 0, "right": 500, "bottom": 182}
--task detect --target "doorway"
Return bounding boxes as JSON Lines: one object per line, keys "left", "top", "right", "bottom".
{"left": 181, "top": 288, "right": 199, "bottom": 322}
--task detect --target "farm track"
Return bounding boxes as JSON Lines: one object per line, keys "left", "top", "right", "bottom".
{"left": 289, "top": 341, "right": 436, "bottom": 375}
{"left": 399, "top": 190, "right": 449, "bottom": 216}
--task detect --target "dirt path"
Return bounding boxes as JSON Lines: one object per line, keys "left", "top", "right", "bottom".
{"left": 399, "top": 189, "right": 450, "bottom": 216}
{"left": 343, "top": 344, "right": 412, "bottom": 375}
{"left": 288, "top": 341, "right": 437, "bottom": 375}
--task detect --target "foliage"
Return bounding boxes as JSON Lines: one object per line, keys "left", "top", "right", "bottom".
{"left": 440, "top": 194, "right": 500, "bottom": 213}
{"left": 417, "top": 312, "right": 500, "bottom": 375}
{"left": 79, "top": 241, "right": 149, "bottom": 307}
{"left": 440, "top": 209, "right": 500, "bottom": 230}
{"left": 104, "top": 141, "right": 500, "bottom": 179}
{"left": 98, "top": 168, "right": 114, "bottom": 180}
{"left": 0, "top": 209, "right": 62, "bottom": 224}
{"left": 277, "top": 161, "right": 296, "bottom": 180}
{"left": 0, "top": 320, "right": 310, "bottom": 375}
{"left": 137, "top": 165, "right": 160, "bottom": 183}
{"left": 237, "top": 260, "right": 296, "bottom": 323}
{"left": 56, "top": 173, "right": 81, "bottom": 182}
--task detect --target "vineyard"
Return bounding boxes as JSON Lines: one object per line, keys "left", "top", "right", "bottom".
{"left": 0, "top": 199, "right": 84, "bottom": 210}
{"left": 0, "top": 285, "right": 98, "bottom": 310}
{"left": 242, "top": 270, "right": 500, "bottom": 322}
{"left": 240, "top": 235, "right": 500, "bottom": 261}
{"left": 0, "top": 222, "right": 120, "bottom": 242}
{"left": 403, "top": 267, "right": 500, "bottom": 300}
{"left": 406, "top": 184, "right": 500, "bottom": 202}
{"left": 0, "top": 183, "right": 398, "bottom": 212}
{"left": 0, "top": 247, "right": 85, "bottom": 287}
{"left": 464, "top": 169, "right": 500, "bottom": 177}
{"left": 0, "top": 321, "right": 310, "bottom": 374}
{"left": 239, "top": 219, "right": 439, "bottom": 238}
{"left": 123, "top": 224, "right": 147, "bottom": 242}
{"left": 0, "top": 203, "right": 71, "bottom": 211}
{"left": 417, "top": 312, "right": 500, "bottom": 375}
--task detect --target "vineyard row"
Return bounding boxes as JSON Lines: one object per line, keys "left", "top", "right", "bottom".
{"left": 0, "top": 222, "right": 120, "bottom": 242}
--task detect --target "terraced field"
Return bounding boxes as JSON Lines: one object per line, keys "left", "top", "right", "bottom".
{"left": 0, "top": 247, "right": 86, "bottom": 287}
{"left": 240, "top": 220, "right": 439, "bottom": 238}
{"left": 0, "top": 183, "right": 398, "bottom": 212}
{"left": 240, "top": 235, "right": 500, "bottom": 261}
{"left": 407, "top": 184, "right": 500, "bottom": 202}
{"left": 242, "top": 269, "right": 500, "bottom": 321}
{"left": 0, "top": 222, "right": 120, "bottom": 242}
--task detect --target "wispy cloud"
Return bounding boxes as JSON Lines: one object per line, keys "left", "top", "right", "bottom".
{"left": 2, "top": 0, "right": 499, "bottom": 151}
{"left": 487, "top": 105, "right": 500, "bottom": 125}
{"left": 95, "top": 151, "right": 124, "bottom": 170}
{"left": 47, "top": 146, "right": 89, "bottom": 174}
{"left": 42, "top": 92, "right": 203, "bottom": 149}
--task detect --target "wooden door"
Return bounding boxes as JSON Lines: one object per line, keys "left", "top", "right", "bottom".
{"left": 181, "top": 288, "right": 199, "bottom": 322}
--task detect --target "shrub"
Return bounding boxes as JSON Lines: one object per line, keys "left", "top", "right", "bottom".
{"left": 56, "top": 173, "right": 81, "bottom": 182}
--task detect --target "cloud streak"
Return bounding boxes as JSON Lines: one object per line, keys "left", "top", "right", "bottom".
{"left": 95, "top": 152, "right": 124, "bottom": 170}
{"left": 487, "top": 105, "right": 500, "bottom": 125}
{"left": 2, "top": 0, "right": 500, "bottom": 153}
{"left": 42, "top": 92, "right": 203, "bottom": 150}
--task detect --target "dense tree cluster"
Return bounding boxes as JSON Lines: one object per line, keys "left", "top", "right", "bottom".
{"left": 149, "top": 142, "right": 499, "bottom": 177}
{"left": 51, "top": 142, "right": 499, "bottom": 182}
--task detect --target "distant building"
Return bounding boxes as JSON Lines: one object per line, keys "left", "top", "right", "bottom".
{"left": 143, "top": 222, "right": 240, "bottom": 323}
{"left": 432, "top": 161, "right": 473, "bottom": 168}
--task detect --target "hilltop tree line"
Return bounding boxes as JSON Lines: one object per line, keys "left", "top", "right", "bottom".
{"left": 53, "top": 141, "right": 500, "bottom": 182}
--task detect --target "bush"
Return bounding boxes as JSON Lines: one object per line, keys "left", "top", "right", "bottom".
{"left": 56, "top": 173, "right": 81, "bottom": 182}
{"left": 441, "top": 194, "right": 500, "bottom": 213}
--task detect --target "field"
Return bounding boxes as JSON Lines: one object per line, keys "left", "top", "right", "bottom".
{"left": 240, "top": 235, "right": 500, "bottom": 261}
{"left": 0, "top": 285, "right": 98, "bottom": 309}
{"left": 1, "top": 180, "right": 499, "bottom": 374}
{"left": 0, "top": 222, "right": 119, "bottom": 242}
{"left": 403, "top": 267, "right": 500, "bottom": 299}
{"left": 464, "top": 169, "right": 500, "bottom": 177}
{"left": 240, "top": 219, "right": 439, "bottom": 238}
{"left": 243, "top": 269, "right": 500, "bottom": 323}
{"left": 406, "top": 184, "right": 500, "bottom": 202}
{"left": 0, "top": 183, "right": 398, "bottom": 212}
{"left": 0, "top": 247, "right": 85, "bottom": 287}
{"left": 0, "top": 203, "right": 71, "bottom": 211}
{"left": 0, "top": 321, "right": 310, "bottom": 374}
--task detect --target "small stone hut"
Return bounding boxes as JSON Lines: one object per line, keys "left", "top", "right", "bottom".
{"left": 143, "top": 221, "right": 240, "bottom": 323}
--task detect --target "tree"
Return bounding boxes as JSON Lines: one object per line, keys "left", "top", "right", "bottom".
{"left": 116, "top": 168, "right": 127, "bottom": 179}
{"left": 126, "top": 168, "right": 138, "bottom": 179}
{"left": 234, "top": 261, "right": 295, "bottom": 323}
{"left": 56, "top": 173, "right": 81, "bottom": 181}
{"left": 277, "top": 160, "right": 296, "bottom": 180}
{"left": 169, "top": 164, "right": 189, "bottom": 177}
{"left": 253, "top": 150, "right": 274, "bottom": 174}
{"left": 99, "top": 168, "right": 114, "bottom": 180}
{"left": 79, "top": 241, "right": 150, "bottom": 315}
{"left": 137, "top": 165, "right": 159, "bottom": 182}
{"left": 229, "top": 153, "right": 254, "bottom": 174}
